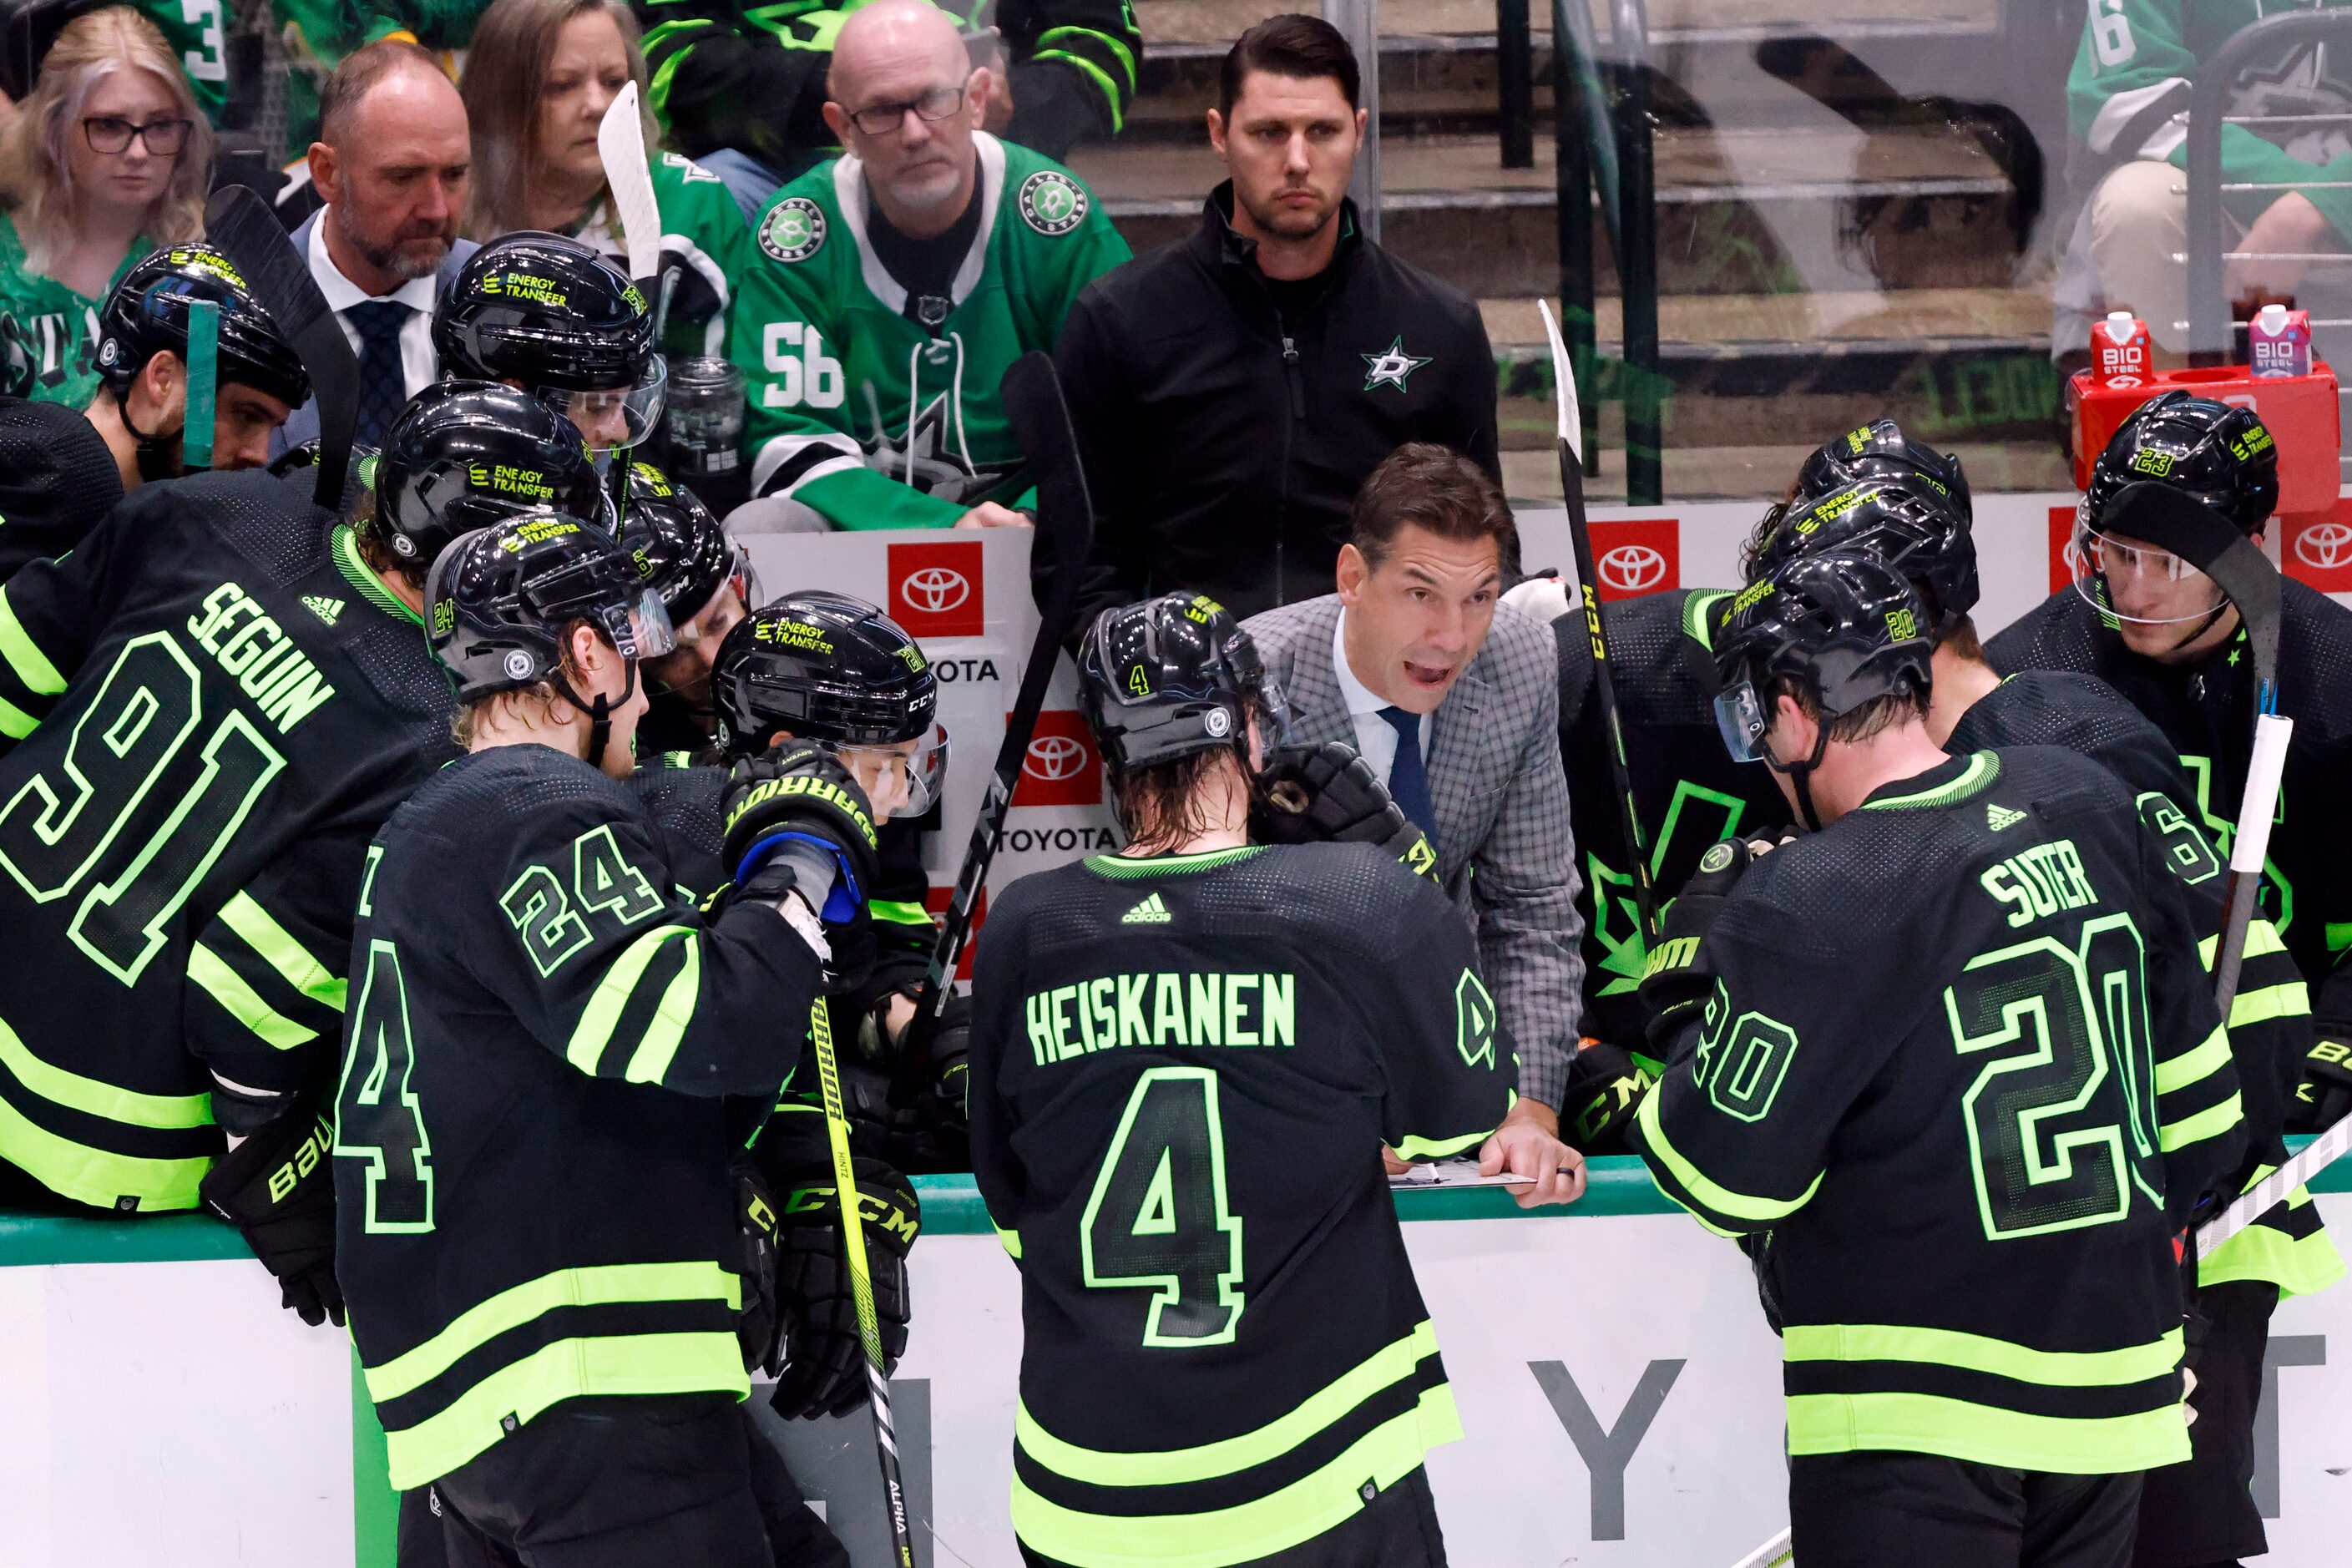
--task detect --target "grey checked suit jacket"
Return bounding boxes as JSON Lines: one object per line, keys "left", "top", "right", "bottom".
{"left": 1242, "top": 594, "right": 1586, "bottom": 1105}
{"left": 267, "top": 211, "right": 478, "bottom": 459}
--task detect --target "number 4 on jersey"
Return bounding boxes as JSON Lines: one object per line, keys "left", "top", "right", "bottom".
{"left": 1083, "top": 1068, "right": 1244, "bottom": 1347}
{"left": 334, "top": 938, "right": 434, "bottom": 1232}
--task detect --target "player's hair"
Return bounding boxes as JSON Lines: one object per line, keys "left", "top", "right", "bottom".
{"left": 318, "top": 40, "right": 449, "bottom": 147}
{"left": 0, "top": 7, "right": 210, "bottom": 276}
{"left": 1349, "top": 443, "right": 1515, "bottom": 573}
{"left": 352, "top": 493, "right": 434, "bottom": 595}
{"left": 1940, "top": 615, "right": 1984, "bottom": 664}
{"left": 1760, "top": 675, "right": 1928, "bottom": 748}
{"left": 1114, "top": 700, "right": 1259, "bottom": 852}
{"left": 457, "top": 0, "right": 655, "bottom": 242}
{"left": 449, "top": 619, "right": 604, "bottom": 748}
{"left": 1218, "top": 13, "right": 1359, "bottom": 118}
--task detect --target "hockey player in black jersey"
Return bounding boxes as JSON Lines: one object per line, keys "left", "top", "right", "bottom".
{"left": 338, "top": 509, "right": 879, "bottom": 1564}
{"left": 620, "top": 463, "right": 757, "bottom": 756}
{"left": 1634, "top": 551, "right": 2246, "bottom": 1565}
{"left": 970, "top": 592, "right": 1520, "bottom": 1568}
{"left": 1988, "top": 392, "right": 2352, "bottom": 1144}
{"left": 1756, "top": 478, "right": 2341, "bottom": 1567}
{"left": 0, "top": 245, "right": 311, "bottom": 578}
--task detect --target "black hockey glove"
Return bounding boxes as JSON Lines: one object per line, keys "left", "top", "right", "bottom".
{"left": 1637, "top": 830, "right": 1792, "bottom": 1053}
{"left": 2288, "top": 1037, "right": 2352, "bottom": 1133}
{"left": 1560, "top": 1040, "right": 1652, "bottom": 1155}
{"left": 857, "top": 986, "right": 973, "bottom": 1119}
{"left": 200, "top": 1106, "right": 342, "bottom": 1328}
{"left": 722, "top": 744, "right": 881, "bottom": 923}
{"left": 1251, "top": 741, "right": 1438, "bottom": 880}
{"left": 761, "top": 1141, "right": 922, "bottom": 1421}
{"left": 736, "top": 1161, "right": 787, "bottom": 1376}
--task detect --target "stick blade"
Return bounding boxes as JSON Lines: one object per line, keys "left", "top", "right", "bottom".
{"left": 1537, "top": 297, "right": 1581, "bottom": 462}
{"left": 597, "top": 83, "right": 662, "bottom": 286}
{"left": 204, "top": 185, "right": 359, "bottom": 508}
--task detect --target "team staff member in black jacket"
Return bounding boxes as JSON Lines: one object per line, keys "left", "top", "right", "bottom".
{"left": 1057, "top": 15, "right": 1499, "bottom": 627}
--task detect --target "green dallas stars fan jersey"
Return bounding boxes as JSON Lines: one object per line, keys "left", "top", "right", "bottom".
{"left": 0, "top": 471, "right": 456, "bottom": 1211}
{"left": 1637, "top": 747, "right": 2246, "bottom": 1474}
{"left": 969, "top": 843, "right": 1513, "bottom": 1565}
{"left": 728, "top": 132, "right": 1128, "bottom": 529}
{"left": 336, "top": 744, "right": 825, "bottom": 1490}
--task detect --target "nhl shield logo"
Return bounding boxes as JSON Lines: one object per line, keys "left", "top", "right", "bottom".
{"left": 759, "top": 197, "right": 827, "bottom": 264}
{"left": 1018, "top": 170, "right": 1088, "bottom": 236}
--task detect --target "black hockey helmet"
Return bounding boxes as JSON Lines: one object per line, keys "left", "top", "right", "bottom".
{"left": 621, "top": 463, "right": 753, "bottom": 624}
{"left": 1749, "top": 479, "right": 1980, "bottom": 635}
{"left": 1711, "top": 553, "right": 1933, "bottom": 827}
{"left": 372, "top": 381, "right": 606, "bottom": 570}
{"left": 94, "top": 244, "right": 311, "bottom": 412}
{"left": 710, "top": 589, "right": 948, "bottom": 812}
{"left": 1794, "top": 417, "right": 1970, "bottom": 522}
{"left": 427, "top": 509, "right": 676, "bottom": 763}
{"left": 432, "top": 232, "right": 663, "bottom": 448}
{"left": 1078, "top": 592, "right": 1289, "bottom": 776}
{"left": 2087, "top": 390, "right": 2278, "bottom": 538}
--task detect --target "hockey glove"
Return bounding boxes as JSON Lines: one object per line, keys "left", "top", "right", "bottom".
{"left": 723, "top": 744, "right": 881, "bottom": 923}
{"left": 2288, "top": 1037, "right": 2352, "bottom": 1133}
{"left": 1636, "top": 831, "right": 1788, "bottom": 1053}
{"left": 1251, "top": 741, "right": 1439, "bottom": 881}
{"left": 1560, "top": 1039, "right": 1652, "bottom": 1155}
{"left": 764, "top": 1150, "right": 922, "bottom": 1420}
{"left": 736, "top": 1161, "right": 787, "bottom": 1376}
{"left": 200, "top": 1106, "right": 342, "bottom": 1328}
{"left": 857, "top": 986, "right": 973, "bottom": 1121}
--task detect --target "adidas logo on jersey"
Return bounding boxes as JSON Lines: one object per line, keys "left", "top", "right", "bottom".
{"left": 303, "top": 594, "right": 345, "bottom": 626}
{"left": 1986, "top": 802, "right": 2028, "bottom": 832}
{"left": 1122, "top": 893, "right": 1172, "bottom": 924}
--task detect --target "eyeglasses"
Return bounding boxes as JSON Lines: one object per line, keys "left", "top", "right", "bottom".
{"left": 845, "top": 86, "right": 964, "bottom": 137}
{"left": 83, "top": 116, "right": 193, "bottom": 155}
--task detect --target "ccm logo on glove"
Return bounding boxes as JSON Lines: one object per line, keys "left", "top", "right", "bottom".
{"left": 785, "top": 1181, "right": 921, "bottom": 1245}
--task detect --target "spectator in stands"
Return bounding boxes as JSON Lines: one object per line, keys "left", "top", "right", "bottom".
{"left": 0, "top": 7, "right": 205, "bottom": 407}
{"left": 722, "top": 0, "right": 1127, "bottom": 534}
{"left": 1242, "top": 443, "right": 1586, "bottom": 1205}
{"left": 277, "top": 41, "right": 476, "bottom": 458}
{"left": 460, "top": 0, "right": 758, "bottom": 360}
{"left": 2062, "top": 0, "right": 2352, "bottom": 358}
{"left": 637, "top": 0, "right": 1141, "bottom": 220}
{"left": 1056, "top": 14, "right": 1499, "bottom": 626}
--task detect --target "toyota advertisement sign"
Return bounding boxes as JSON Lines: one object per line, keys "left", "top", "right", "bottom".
{"left": 1010, "top": 711, "right": 1102, "bottom": 807}
{"left": 1586, "top": 518, "right": 1679, "bottom": 601}
{"left": 889, "top": 539, "right": 986, "bottom": 639}
{"left": 2284, "top": 503, "right": 2352, "bottom": 593}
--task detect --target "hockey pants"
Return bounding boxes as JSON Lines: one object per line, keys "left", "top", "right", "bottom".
{"left": 1789, "top": 1449, "right": 2142, "bottom": 1568}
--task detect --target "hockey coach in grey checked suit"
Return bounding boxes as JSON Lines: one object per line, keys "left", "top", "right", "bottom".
{"left": 1245, "top": 443, "right": 1587, "bottom": 1205}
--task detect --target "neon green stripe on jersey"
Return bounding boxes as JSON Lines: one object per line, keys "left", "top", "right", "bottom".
{"left": 1016, "top": 1319, "right": 1441, "bottom": 1488}
{"left": 867, "top": 899, "right": 934, "bottom": 927}
{"left": 1011, "top": 1386, "right": 1459, "bottom": 1567}
{"left": 1783, "top": 1323, "right": 2182, "bottom": 1388}
{"left": 1785, "top": 1391, "right": 2188, "bottom": 1473}
{"left": 564, "top": 926, "right": 696, "bottom": 1079}
{"left": 0, "top": 585, "right": 65, "bottom": 694}
{"left": 331, "top": 524, "right": 424, "bottom": 627}
{"left": 1636, "top": 1087, "right": 1821, "bottom": 1226}
{"left": 2227, "top": 979, "right": 2307, "bottom": 1029}
{"left": 2154, "top": 1026, "right": 2232, "bottom": 1095}
{"left": 2199, "top": 921, "right": 2289, "bottom": 964}
{"left": 1391, "top": 1128, "right": 1490, "bottom": 1161}
{"left": 2325, "top": 921, "right": 2352, "bottom": 955}
{"left": 188, "top": 943, "right": 317, "bottom": 1050}
{"left": 0, "top": 1016, "right": 210, "bottom": 1128}
{"left": 364, "top": 1260, "right": 744, "bottom": 1401}
{"left": 379, "top": 1330, "right": 749, "bottom": 1490}
{"left": 220, "top": 892, "right": 346, "bottom": 1012}
{"left": 1085, "top": 847, "right": 1267, "bottom": 879}
{"left": 1861, "top": 752, "right": 1998, "bottom": 812}
{"left": 2160, "top": 1091, "right": 2243, "bottom": 1152}
{"left": 0, "top": 1094, "right": 208, "bottom": 1210}
{"left": 1032, "top": 48, "right": 1126, "bottom": 129}
{"left": 1037, "top": 24, "right": 1137, "bottom": 88}
{"left": 0, "top": 694, "right": 36, "bottom": 737}
{"left": 2201, "top": 1206, "right": 2346, "bottom": 1297}
{"left": 996, "top": 1224, "right": 1023, "bottom": 1259}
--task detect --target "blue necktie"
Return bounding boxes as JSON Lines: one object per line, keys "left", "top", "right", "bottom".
{"left": 349, "top": 299, "right": 409, "bottom": 453}
{"left": 1376, "top": 706, "right": 1438, "bottom": 847}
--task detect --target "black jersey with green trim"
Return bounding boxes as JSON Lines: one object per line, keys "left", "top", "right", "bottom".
{"left": 0, "top": 394, "right": 124, "bottom": 579}
{"left": 335, "top": 743, "right": 824, "bottom": 1491}
{"left": 1947, "top": 669, "right": 2342, "bottom": 1297}
{"left": 1636, "top": 747, "right": 2245, "bottom": 1475}
{"left": 1989, "top": 581, "right": 2352, "bottom": 1080}
{"left": 1552, "top": 589, "right": 1791, "bottom": 1058}
{"left": 0, "top": 469, "right": 456, "bottom": 1213}
{"left": 968, "top": 842, "right": 1512, "bottom": 1567}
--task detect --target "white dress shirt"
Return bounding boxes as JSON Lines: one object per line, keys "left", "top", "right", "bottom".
{"left": 307, "top": 212, "right": 439, "bottom": 400}
{"left": 1330, "top": 606, "right": 1430, "bottom": 783}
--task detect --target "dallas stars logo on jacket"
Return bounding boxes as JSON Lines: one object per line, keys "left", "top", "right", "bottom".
{"left": 1362, "top": 336, "right": 1431, "bottom": 393}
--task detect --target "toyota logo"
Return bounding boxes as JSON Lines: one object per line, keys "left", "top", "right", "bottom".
{"left": 1024, "top": 735, "right": 1088, "bottom": 781}
{"left": 2297, "top": 521, "right": 2352, "bottom": 570}
{"left": 903, "top": 567, "right": 970, "bottom": 614}
{"left": 2061, "top": 538, "right": 2086, "bottom": 576}
{"left": 1597, "top": 544, "right": 1667, "bottom": 593}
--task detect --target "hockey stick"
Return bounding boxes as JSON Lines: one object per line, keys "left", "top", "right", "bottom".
{"left": 1726, "top": 1525, "right": 1793, "bottom": 1568}
{"left": 891, "top": 352, "right": 1097, "bottom": 1108}
{"left": 2198, "top": 1117, "right": 2352, "bottom": 1259}
{"left": 1538, "top": 298, "right": 1657, "bottom": 947}
{"left": 597, "top": 83, "right": 664, "bottom": 299}
{"left": 807, "top": 994, "right": 918, "bottom": 1568}
{"left": 204, "top": 185, "right": 360, "bottom": 510}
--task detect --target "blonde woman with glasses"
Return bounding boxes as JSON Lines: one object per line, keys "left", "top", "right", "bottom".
{"left": 0, "top": 7, "right": 209, "bottom": 406}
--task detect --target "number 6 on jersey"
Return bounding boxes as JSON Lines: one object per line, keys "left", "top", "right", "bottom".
{"left": 1082, "top": 1067, "right": 1245, "bottom": 1347}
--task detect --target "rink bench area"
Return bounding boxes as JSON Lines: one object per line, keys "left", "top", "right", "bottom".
{"left": 10, "top": 1151, "right": 2352, "bottom": 1568}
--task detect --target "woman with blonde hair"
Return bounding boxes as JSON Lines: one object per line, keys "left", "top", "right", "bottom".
{"left": 459, "top": 0, "right": 755, "bottom": 361}
{"left": 0, "top": 7, "right": 210, "bottom": 406}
